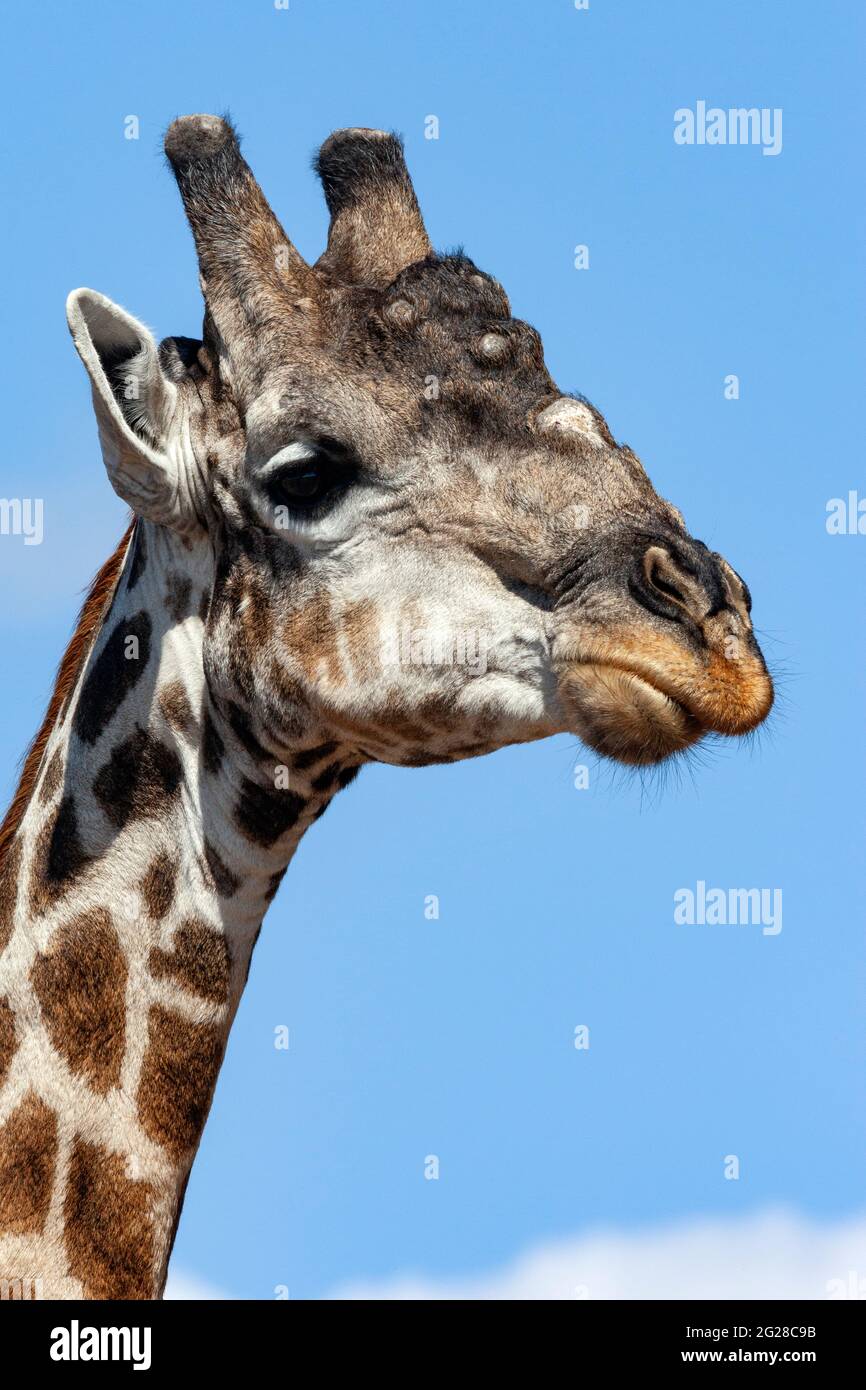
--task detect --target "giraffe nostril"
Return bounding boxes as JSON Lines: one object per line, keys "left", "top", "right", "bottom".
{"left": 646, "top": 556, "right": 689, "bottom": 607}
{"left": 631, "top": 544, "right": 702, "bottom": 623}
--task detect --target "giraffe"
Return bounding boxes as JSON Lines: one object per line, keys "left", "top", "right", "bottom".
{"left": 0, "top": 115, "right": 773, "bottom": 1300}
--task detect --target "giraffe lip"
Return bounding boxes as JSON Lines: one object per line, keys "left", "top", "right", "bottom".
{"left": 572, "top": 649, "right": 774, "bottom": 738}
{"left": 560, "top": 662, "right": 704, "bottom": 765}
{"left": 590, "top": 664, "right": 704, "bottom": 727}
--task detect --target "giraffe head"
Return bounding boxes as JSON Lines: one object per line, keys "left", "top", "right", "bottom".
{"left": 67, "top": 115, "right": 772, "bottom": 770}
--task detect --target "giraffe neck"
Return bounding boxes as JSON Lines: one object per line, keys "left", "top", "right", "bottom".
{"left": 0, "top": 520, "right": 357, "bottom": 1299}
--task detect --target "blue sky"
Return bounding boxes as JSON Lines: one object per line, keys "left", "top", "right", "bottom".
{"left": 1, "top": 1, "right": 863, "bottom": 1298}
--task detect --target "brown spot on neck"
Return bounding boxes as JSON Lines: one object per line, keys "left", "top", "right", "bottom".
{"left": 0, "top": 836, "right": 22, "bottom": 956}
{"left": 37, "top": 748, "right": 63, "bottom": 806}
{"left": 64, "top": 1138, "right": 156, "bottom": 1300}
{"left": 0, "top": 997, "right": 17, "bottom": 1090}
{"left": 137, "top": 1004, "right": 225, "bottom": 1159}
{"left": 292, "top": 740, "right": 339, "bottom": 771}
{"left": 31, "top": 908, "right": 127, "bottom": 1095}
{"left": 29, "top": 795, "right": 92, "bottom": 916}
{"left": 164, "top": 571, "right": 193, "bottom": 624}
{"left": 202, "top": 706, "right": 225, "bottom": 775}
{"left": 72, "top": 610, "right": 153, "bottom": 747}
{"left": 0, "top": 523, "right": 132, "bottom": 875}
{"left": 140, "top": 851, "right": 179, "bottom": 921}
{"left": 234, "top": 778, "right": 306, "bottom": 847}
{"left": 126, "top": 521, "right": 147, "bottom": 592}
{"left": 0, "top": 1093, "right": 58, "bottom": 1236}
{"left": 159, "top": 679, "right": 194, "bottom": 733}
{"left": 93, "top": 729, "right": 182, "bottom": 830}
{"left": 202, "top": 839, "right": 239, "bottom": 898}
{"left": 149, "top": 919, "right": 230, "bottom": 1003}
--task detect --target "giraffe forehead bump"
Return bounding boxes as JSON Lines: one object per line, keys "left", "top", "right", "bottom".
{"left": 531, "top": 396, "right": 610, "bottom": 449}
{"left": 230, "top": 250, "right": 553, "bottom": 476}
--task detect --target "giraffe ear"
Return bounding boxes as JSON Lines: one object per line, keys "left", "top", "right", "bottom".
{"left": 66, "top": 288, "right": 198, "bottom": 529}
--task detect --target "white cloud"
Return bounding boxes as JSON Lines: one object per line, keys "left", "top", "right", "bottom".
{"left": 330, "top": 1209, "right": 866, "bottom": 1300}
{"left": 162, "top": 1210, "right": 866, "bottom": 1301}
{"left": 164, "top": 1269, "right": 230, "bottom": 1300}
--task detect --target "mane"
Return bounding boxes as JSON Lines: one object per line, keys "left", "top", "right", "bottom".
{"left": 0, "top": 521, "right": 135, "bottom": 869}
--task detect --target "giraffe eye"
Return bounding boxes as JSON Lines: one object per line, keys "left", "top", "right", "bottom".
{"left": 278, "top": 467, "right": 326, "bottom": 501}
{"left": 265, "top": 440, "right": 357, "bottom": 516}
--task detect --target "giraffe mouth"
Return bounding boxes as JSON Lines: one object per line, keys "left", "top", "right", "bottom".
{"left": 560, "top": 663, "right": 705, "bottom": 766}
{"left": 556, "top": 619, "right": 774, "bottom": 765}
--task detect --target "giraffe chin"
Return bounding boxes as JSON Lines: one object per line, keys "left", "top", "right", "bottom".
{"left": 560, "top": 664, "right": 704, "bottom": 767}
